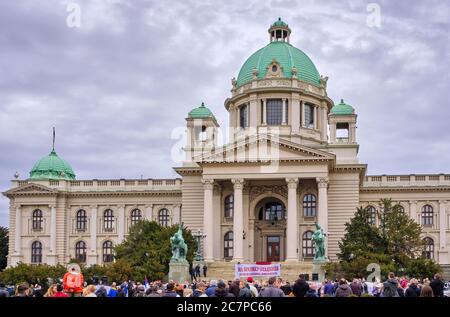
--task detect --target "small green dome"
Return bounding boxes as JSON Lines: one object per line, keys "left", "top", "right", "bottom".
{"left": 331, "top": 99, "right": 355, "bottom": 115}
{"left": 272, "top": 17, "right": 288, "bottom": 27}
{"left": 188, "top": 102, "right": 216, "bottom": 119}
{"left": 29, "top": 150, "right": 76, "bottom": 180}
{"left": 236, "top": 41, "right": 321, "bottom": 87}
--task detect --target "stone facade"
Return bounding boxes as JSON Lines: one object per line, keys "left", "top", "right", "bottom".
{"left": 3, "top": 20, "right": 450, "bottom": 268}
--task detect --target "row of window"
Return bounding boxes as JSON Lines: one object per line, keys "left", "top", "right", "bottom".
{"left": 238, "top": 100, "right": 316, "bottom": 128}
{"left": 31, "top": 240, "right": 114, "bottom": 264}
{"left": 366, "top": 204, "right": 435, "bottom": 226}
{"left": 224, "top": 194, "right": 317, "bottom": 219}
{"left": 30, "top": 208, "right": 172, "bottom": 232}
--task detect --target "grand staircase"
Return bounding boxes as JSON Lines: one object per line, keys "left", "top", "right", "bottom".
{"left": 203, "top": 261, "right": 314, "bottom": 283}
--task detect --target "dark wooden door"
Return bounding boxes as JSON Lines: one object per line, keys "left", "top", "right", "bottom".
{"left": 266, "top": 236, "right": 281, "bottom": 262}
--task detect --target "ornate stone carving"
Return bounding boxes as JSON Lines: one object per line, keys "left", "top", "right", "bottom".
{"left": 319, "top": 75, "right": 328, "bottom": 89}
{"left": 202, "top": 179, "right": 215, "bottom": 190}
{"left": 286, "top": 178, "right": 299, "bottom": 189}
{"left": 316, "top": 178, "right": 329, "bottom": 188}
{"left": 249, "top": 185, "right": 288, "bottom": 202}
{"left": 231, "top": 178, "right": 245, "bottom": 190}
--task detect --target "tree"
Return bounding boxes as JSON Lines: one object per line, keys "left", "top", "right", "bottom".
{"left": 114, "top": 221, "right": 196, "bottom": 281}
{"left": 0, "top": 227, "right": 8, "bottom": 271}
{"left": 331, "top": 199, "right": 440, "bottom": 279}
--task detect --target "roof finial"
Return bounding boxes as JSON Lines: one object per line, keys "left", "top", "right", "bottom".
{"left": 52, "top": 127, "right": 55, "bottom": 152}
{"left": 340, "top": 99, "right": 344, "bottom": 104}
{"left": 201, "top": 102, "right": 205, "bottom": 107}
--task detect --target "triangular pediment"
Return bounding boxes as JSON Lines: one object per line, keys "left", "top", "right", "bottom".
{"left": 3, "top": 183, "right": 58, "bottom": 197}
{"left": 194, "top": 135, "right": 335, "bottom": 164}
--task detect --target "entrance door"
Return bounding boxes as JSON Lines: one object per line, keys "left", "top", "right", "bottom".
{"left": 266, "top": 236, "right": 281, "bottom": 262}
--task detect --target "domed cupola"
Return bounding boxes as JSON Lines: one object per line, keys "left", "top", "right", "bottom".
{"left": 29, "top": 129, "right": 76, "bottom": 180}
{"left": 331, "top": 99, "right": 355, "bottom": 115}
{"left": 268, "top": 17, "right": 291, "bottom": 43}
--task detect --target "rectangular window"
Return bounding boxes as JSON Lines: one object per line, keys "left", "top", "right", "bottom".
{"left": 239, "top": 105, "right": 248, "bottom": 128}
{"left": 266, "top": 99, "right": 283, "bottom": 125}
{"left": 304, "top": 104, "right": 314, "bottom": 128}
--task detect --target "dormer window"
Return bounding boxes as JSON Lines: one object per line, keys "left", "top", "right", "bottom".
{"left": 272, "top": 65, "right": 277, "bottom": 72}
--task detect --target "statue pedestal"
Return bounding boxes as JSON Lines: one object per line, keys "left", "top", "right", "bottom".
{"left": 168, "top": 261, "right": 189, "bottom": 283}
{"left": 312, "top": 260, "right": 327, "bottom": 282}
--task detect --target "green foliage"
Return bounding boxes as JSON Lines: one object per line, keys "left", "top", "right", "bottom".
{"left": 114, "top": 221, "right": 196, "bottom": 281}
{"left": 0, "top": 227, "right": 8, "bottom": 271}
{"left": 330, "top": 199, "right": 440, "bottom": 280}
{"left": 0, "top": 263, "right": 67, "bottom": 287}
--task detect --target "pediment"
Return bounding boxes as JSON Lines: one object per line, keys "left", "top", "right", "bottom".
{"left": 194, "top": 136, "right": 335, "bottom": 164}
{"left": 3, "top": 183, "right": 58, "bottom": 197}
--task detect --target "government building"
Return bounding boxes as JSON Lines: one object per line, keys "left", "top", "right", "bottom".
{"left": 4, "top": 19, "right": 450, "bottom": 277}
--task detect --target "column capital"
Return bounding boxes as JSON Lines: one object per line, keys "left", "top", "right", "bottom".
{"left": 49, "top": 204, "right": 56, "bottom": 209}
{"left": 202, "top": 179, "right": 215, "bottom": 190}
{"left": 117, "top": 204, "right": 125, "bottom": 209}
{"left": 286, "top": 178, "right": 299, "bottom": 189}
{"left": 173, "top": 204, "right": 182, "bottom": 209}
{"left": 439, "top": 200, "right": 447, "bottom": 205}
{"left": 316, "top": 177, "right": 329, "bottom": 188}
{"left": 231, "top": 178, "right": 245, "bottom": 190}
{"left": 14, "top": 204, "right": 22, "bottom": 210}
{"left": 409, "top": 200, "right": 418, "bottom": 205}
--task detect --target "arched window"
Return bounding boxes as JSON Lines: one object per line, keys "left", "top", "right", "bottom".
{"left": 224, "top": 231, "right": 234, "bottom": 260}
{"left": 224, "top": 195, "right": 234, "bottom": 218}
{"left": 258, "top": 201, "right": 285, "bottom": 221}
{"left": 158, "top": 208, "right": 170, "bottom": 227}
{"left": 103, "top": 209, "right": 114, "bottom": 232}
{"left": 31, "top": 241, "right": 42, "bottom": 264}
{"left": 32, "top": 209, "right": 43, "bottom": 231}
{"left": 422, "top": 205, "right": 434, "bottom": 226}
{"left": 130, "top": 209, "right": 142, "bottom": 226}
{"left": 303, "top": 194, "right": 317, "bottom": 217}
{"left": 75, "top": 241, "right": 87, "bottom": 263}
{"left": 367, "top": 206, "right": 377, "bottom": 225}
{"left": 302, "top": 231, "right": 314, "bottom": 258}
{"left": 103, "top": 240, "right": 114, "bottom": 263}
{"left": 422, "top": 237, "right": 434, "bottom": 260}
{"left": 76, "top": 209, "right": 87, "bottom": 232}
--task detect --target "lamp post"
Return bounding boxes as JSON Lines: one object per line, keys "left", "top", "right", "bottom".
{"left": 193, "top": 229, "right": 206, "bottom": 262}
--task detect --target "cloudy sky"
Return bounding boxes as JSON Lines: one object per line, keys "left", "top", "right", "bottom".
{"left": 0, "top": 0, "right": 449, "bottom": 227}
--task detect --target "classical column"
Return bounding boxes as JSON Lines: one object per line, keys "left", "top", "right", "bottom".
{"left": 409, "top": 201, "right": 417, "bottom": 223}
{"left": 145, "top": 204, "right": 154, "bottom": 221}
{"left": 232, "top": 178, "right": 245, "bottom": 262}
{"left": 282, "top": 98, "right": 287, "bottom": 125}
{"left": 439, "top": 201, "right": 447, "bottom": 250}
{"left": 173, "top": 204, "right": 181, "bottom": 224}
{"left": 203, "top": 179, "right": 215, "bottom": 262}
{"left": 300, "top": 101, "right": 304, "bottom": 127}
{"left": 286, "top": 178, "right": 299, "bottom": 261}
{"left": 314, "top": 106, "right": 318, "bottom": 129}
{"left": 118, "top": 205, "right": 125, "bottom": 243}
{"left": 88, "top": 205, "right": 98, "bottom": 265}
{"left": 317, "top": 178, "right": 329, "bottom": 257}
{"left": 321, "top": 106, "right": 328, "bottom": 141}
{"left": 14, "top": 205, "right": 22, "bottom": 254}
{"left": 50, "top": 205, "right": 57, "bottom": 254}
{"left": 262, "top": 99, "right": 267, "bottom": 125}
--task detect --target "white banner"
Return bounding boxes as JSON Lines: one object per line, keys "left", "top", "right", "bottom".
{"left": 235, "top": 263, "right": 281, "bottom": 279}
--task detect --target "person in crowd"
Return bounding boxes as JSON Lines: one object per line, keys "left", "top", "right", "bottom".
{"left": 63, "top": 266, "right": 84, "bottom": 297}
{"left": 107, "top": 282, "right": 118, "bottom": 297}
{"left": 84, "top": 285, "right": 97, "bottom": 297}
{"left": 211, "top": 281, "right": 235, "bottom": 298}
{"left": 382, "top": 272, "right": 399, "bottom": 297}
{"left": 293, "top": 274, "right": 309, "bottom": 298}
{"left": 95, "top": 286, "right": 108, "bottom": 297}
{"left": 280, "top": 281, "right": 292, "bottom": 296}
{"left": 430, "top": 274, "right": 444, "bottom": 297}
{"left": 189, "top": 265, "right": 196, "bottom": 282}
{"left": 135, "top": 284, "right": 146, "bottom": 297}
{"left": 259, "top": 277, "right": 285, "bottom": 297}
{"left": 205, "top": 280, "right": 217, "bottom": 297}
{"left": 44, "top": 284, "right": 57, "bottom": 297}
{"left": 229, "top": 279, "right": 240, "bottom": 297}
{"left": 163, "top": 282, "right": 180, "bottom": 297}
{"left": 183, "top": 288, "right": 193, "bottom": 297}
{"left": 192, "top": 282, "right": 208, "bottom": 297}
{"left": 238, "top": 280, "right": 252, "bottom": 297}
{"left": 350, "top": 278, "right": 362, "bottom": 296}
{"left": 323, "top": 279, "right": 334, "bottom": 296}
{"left": 15, "top": 284, "right": 30, "bottom": 297}
{"left": 203, "top": 264, "right": 207, "bottom": 278}
{"left": 305, "top": 282, "right": 319, "bottom": 297}
{"left": 420, "top": 285, "right": 434, "bottom": 297}
{"left": 246, "top": 277, "right": 259, "bottom": 297}
{"left": 397, "top": 283, "right": 405, "bottom": 297}
{"left": 53, "top": 284, "right": 69, "bottom": 297}
{"left": 32, "top": 284, "right": 43, "bottom": 297}
{"left": 146, "top": 285, "right": 162, "bottom": 297}
{"left": 335, "top": 279, "right": 353, "bottom": 297}
{"left": 405, "top": 279, "right": 421, "bottom": 297}
{"left": 0, "top": 282, "right": 10, "bottom": 297}
{"left": 194, "top": 264, "right": 201, "bottom": 278}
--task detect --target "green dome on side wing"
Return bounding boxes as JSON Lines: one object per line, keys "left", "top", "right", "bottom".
{"left": 188, "top": 102, "right": 216, "bottom": 119}
{"left": 330, "top": 99, "right": 355, "bottom": 115}
{"left": 29, "top": 150, "right": 76, "bottom": 180}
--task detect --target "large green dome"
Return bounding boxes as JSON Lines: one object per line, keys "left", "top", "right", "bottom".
{"left": 29, "top": 150, "right": 76, "bottom": 180}
{"left": 236, "top": 41, "right": 321, "bottom": 88}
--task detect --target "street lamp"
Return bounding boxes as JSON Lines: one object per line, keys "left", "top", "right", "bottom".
{"left": 193, "top": 229, "right": 206, "bottom": 262}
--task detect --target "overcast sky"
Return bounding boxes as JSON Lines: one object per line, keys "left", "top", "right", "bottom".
{"left": 0, "top": 0, "right": 449, "bottom": 227}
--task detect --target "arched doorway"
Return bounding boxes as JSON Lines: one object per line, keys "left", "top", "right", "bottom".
{"left": 253, "top": 197, "right": 287, "bottom": 262}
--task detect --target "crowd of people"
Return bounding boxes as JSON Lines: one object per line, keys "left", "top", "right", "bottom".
{"left": 0, "top": 272, "right": 447, "bottom": 298}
